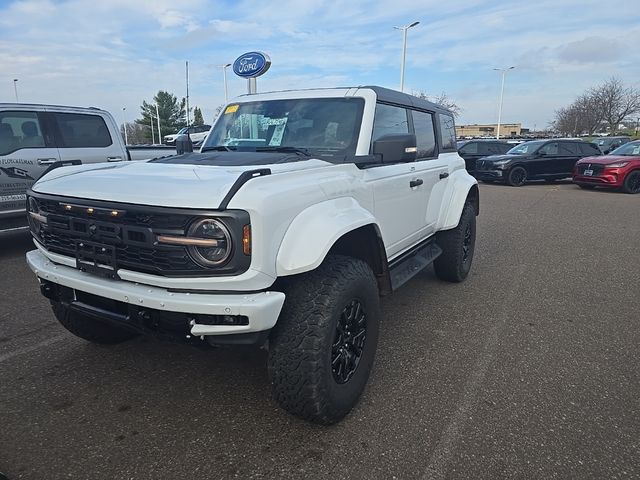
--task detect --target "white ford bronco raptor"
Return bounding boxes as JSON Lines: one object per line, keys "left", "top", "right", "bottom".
{"left": 26, "top": 86, "right": 478, "bottom": 424}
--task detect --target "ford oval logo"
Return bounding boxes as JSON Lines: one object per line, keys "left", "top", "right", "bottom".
{"left": 232, "top": 51, "right": 271, "bottom": 78}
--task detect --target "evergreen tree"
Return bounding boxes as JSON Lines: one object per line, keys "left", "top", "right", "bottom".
{"left": 136, "top": 91, "right": 186, "bottom": 140}
{"left": 192, "top": 107, "right": 204, "bottom": 126}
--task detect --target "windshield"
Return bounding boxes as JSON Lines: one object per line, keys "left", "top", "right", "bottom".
{"left": 507, "top": 140, "right": 544, "bottom": 154}
{"left": 610, "top": 142, "right": 640, "bottom": 156}
{"left": 202, "top": 98, "right": 364, "bottom": 159}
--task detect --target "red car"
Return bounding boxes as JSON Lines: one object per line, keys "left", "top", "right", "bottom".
{"left": 573, "top": 140, "right": 640, "bottom": 194}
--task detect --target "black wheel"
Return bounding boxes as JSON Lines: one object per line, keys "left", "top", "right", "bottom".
{"left": 577, "top": 184, "right": 596, "bottom": 190}
{"left": 622, "top": 171, "right": 640, "bottom": 194}
{"left": 434, "top": 202, "right": 476, "bottom": 283}
{"left": 268, "top": 255, "right": 380, "bottom": 424}
{"left": 507, "top": 166, "right": 527, "bottom": 186}
{"left": 51, "top": 302, "right": 138, "bottom": 344}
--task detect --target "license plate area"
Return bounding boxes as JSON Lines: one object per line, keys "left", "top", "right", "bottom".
{"left": 583, "top": 169, "right": 594, "bottom": 176}
{"left": 75, "top": 241, "right": 118, "bottom": 279}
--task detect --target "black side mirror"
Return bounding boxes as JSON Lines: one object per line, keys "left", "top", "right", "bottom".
{"left": 176, "top": 133, "right": 193, "bottom": 155}
{"left": 373, "top": 134, "right": 417, "bottom": 163}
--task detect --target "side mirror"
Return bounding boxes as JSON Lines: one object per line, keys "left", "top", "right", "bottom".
{"left": 176, "top": 133, "right": 193, "bottom": 155}
{"left": 373, "top": 134, "right": 417, "bottom": 163}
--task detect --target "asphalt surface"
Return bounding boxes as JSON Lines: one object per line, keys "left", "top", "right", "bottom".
{"left": 0, "top": 182, "right": 638, "bottom": 480}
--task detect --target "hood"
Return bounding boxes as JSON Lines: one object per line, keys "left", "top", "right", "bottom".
{"left": 576, "top": 155, "right": 638, "bottom": 165}
{"left": 32, "top": 153, "right": 330, "bottom": 209}
{"left": 479, "top": 154, "right": 526, "bottom": 162}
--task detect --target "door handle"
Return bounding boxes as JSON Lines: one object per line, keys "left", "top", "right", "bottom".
{"left": 37, "top": 158, "right": 58, "bottom": 165}
{"left": 409, "top": 178, "right": 423, "bottom": 188}
{"left": 107, "top": 156, "right": 123, "bottom": 162}
{"left": 439, "top": 172, "right": 450, "bottom": 180}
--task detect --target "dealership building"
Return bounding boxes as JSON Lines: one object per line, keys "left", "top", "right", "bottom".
{"left": 456, "top": 123, "right": 522, "bottom": 138}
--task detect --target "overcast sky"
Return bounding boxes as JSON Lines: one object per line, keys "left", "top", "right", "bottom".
{"left": 1, "top": 0, "right": 639, "bottom": 129}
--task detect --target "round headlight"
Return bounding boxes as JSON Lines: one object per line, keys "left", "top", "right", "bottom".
{"left": 187, "top": 218, "right": 232, "bottom": 267}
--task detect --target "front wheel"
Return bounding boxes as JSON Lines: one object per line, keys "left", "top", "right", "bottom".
{"left": 434, "top": 202, "right": 476, "bottom": 283}
{"left": 268, "top": 255, "right": 381, "bottom": 424}
{"left": 622, "top": 171, "right": 640, "bottom": 194}
{"left": 507, "top": 166, "right": 527, "bottom": 187}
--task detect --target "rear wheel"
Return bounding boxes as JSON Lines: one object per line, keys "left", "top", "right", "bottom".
{"left": 51, "top": 302, "right": 138, "bottom": 344}
{"left": 268, "top": 255, "right": 380, "bottom": 424}
{"left": 507, "top": 166, "right": 527, "bottom": 187}
{"left": 434, "top": 202, "right": 476, "bottom": 283}
{"left": 622, "top": 171, "right": 640, "bottom": 194}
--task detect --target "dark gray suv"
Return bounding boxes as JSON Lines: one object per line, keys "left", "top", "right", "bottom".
{"left": 474, "top": 139, "right": 602, "bottom": 186}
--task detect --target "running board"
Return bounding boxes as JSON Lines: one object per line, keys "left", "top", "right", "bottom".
{"left": 389, "top": 239, "right": 442, "bottom": 291}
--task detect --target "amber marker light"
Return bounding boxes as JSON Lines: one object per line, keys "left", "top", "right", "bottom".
{"left": 87, "top": 208, "right": 94, "bottom": 214}
{"left": 110, "top": 210, "right": 119, "bottom": 217}
{"left": 64, "top": 204, "right": 72, "bottom": 211}
{"left": 242, "top": 225, "right": 251, "bottom": 255}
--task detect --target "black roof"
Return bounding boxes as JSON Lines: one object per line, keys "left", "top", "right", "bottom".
{"left": 361, "top": 86, "right": 453, "bottom": 116}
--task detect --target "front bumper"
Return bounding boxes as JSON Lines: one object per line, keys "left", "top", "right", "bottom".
{"left": 27, "top": 249, "right": 285, "bottom": 337}
{"left": 573, "top": 171, "right": 623, "bottom": 187}
{"left": 474, "top": 169, "right": 504, "bottom": 181}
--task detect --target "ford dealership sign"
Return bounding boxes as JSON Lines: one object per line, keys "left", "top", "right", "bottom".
{"left": 232, "top": 52, "right": 271, "bottom": 78}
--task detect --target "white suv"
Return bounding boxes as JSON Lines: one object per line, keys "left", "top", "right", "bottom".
{"left": 163, "top": 124, "right": 211, "bottom": 145}
{"left": 26, "top": 86, "right": 479, "bottom": 424}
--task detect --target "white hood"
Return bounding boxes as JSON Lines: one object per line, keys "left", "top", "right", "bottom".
{"left": 32, "top": 159, "right": 329, "bottom": 209}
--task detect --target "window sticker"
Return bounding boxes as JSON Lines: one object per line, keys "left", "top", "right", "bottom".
{"left": 268, "top": 118, "right": 288, "bottom": 146}
{"left": 225, "top": 105, "right": 239, "bottom": 114}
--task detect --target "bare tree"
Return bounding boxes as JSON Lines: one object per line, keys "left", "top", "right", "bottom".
{"left": 412, "top": 90, "right": 462, "bottom": 118}
{"left": 591, "top": 77, "right": 640, "bottom": 134}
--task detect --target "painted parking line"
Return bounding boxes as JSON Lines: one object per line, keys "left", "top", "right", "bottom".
{"left": 0, "top": 334, "right": 68, "bottom": 364}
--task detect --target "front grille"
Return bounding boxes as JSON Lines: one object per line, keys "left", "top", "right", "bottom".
{"left": 29, "top": 192, "right": 251, "bottom": 277}
{"left": 577, "top": 164, "right": 604, "bottom": 176}
{"left": 39, "top": 229, "right": 198, "bottom": 275}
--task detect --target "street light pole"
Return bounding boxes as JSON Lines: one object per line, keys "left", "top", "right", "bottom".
{"left": 217, "top": 63, "right": 231, "bottom": 103}
{"left": 13, "top": 79, "right": 19, "bottom": 103}
{"left": 394, "top": 21, "right": 419, "bottom": 92}
{"left": 150, "top": 115, "right": 155, "bottom": 145}
{"left": 155, "top": 103, "right": 161, "bottom": 144}
{"left": 494, "top": 66, "right": 515, "bottom": 139}
{"left": 122, "top": 107, "right": 128, "bottom": 145}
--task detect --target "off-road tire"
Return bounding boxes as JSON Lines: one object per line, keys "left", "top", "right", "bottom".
{"left": 577, "top": 184, "right": 596, "bottom": 190}
{"left": 51, "top": 302, "right": 138, "bottom": 344}
{"left": 507, "top": 166, "right": 527, "bottom": 187}
{"left": 622, "top": 170, "right": 640, "bottom": 194}
{"left": 434, "top": 202, "right": 476, "bottom": 283}
{"left": 268, "top": 255, "right": 381, "bottom": 424}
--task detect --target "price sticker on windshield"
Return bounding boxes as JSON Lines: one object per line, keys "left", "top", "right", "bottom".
{"left": 225, "top": 105, "right": 239, "bottom": 114}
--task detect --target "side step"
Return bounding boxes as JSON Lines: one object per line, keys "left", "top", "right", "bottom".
{"left": 389, "top": 239, "right": 442, "bottom": 291}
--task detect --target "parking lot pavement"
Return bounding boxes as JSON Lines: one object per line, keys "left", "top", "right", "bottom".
{"left": 0, "top": 183, "right": 638, "bottom": 480}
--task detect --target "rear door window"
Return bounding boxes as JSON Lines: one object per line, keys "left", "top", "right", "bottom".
{"left": 539, "top": 142, "right": 558, "bottom": 155}
{"left": 460, "top": 142, "right": 478, "bottom": 154}
{"left": 411, "top": 110, "right": 436, "bottom": 159}
{"left": 0, "top": 111, "right": 48, "bottom": 155}
{"left": 53, "top": 113, "right": 113, "bottom": 148}
{"left": 579, "top": 142, "right": 600, "bottom": 156}
{"left": 438, "top": 114, "right": 456, "bottom": 151}
{"left": 559, "top": 142, "right": 578, "bottom": 155}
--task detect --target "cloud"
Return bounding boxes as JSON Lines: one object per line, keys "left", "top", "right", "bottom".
{"left": 557, "top": 36, "right": 624, "bottom": 64}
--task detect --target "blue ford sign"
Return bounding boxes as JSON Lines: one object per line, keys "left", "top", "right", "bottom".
{"left": 232, "top": 51, "right": 271, "bottom": 78}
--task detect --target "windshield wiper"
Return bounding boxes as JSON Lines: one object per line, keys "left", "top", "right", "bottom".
{"left": 255, "top": 146, "right": 312, "bottom": 156}
{"left": 200, "top": 145, "right": 236, "bottom": 152}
